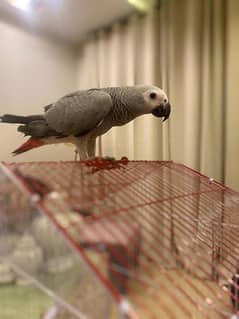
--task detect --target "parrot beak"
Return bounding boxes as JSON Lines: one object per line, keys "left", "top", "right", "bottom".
{"left": 152, "top": 102, "right": 171, "bottom": 121}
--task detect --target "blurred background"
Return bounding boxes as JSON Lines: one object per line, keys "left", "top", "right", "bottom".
{"left": 0, "top": 0, "right": 238, "bottom": 190}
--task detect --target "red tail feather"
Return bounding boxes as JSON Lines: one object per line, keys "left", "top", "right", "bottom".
{"left": 13, "top": 137, "right": 44, "bottom": 155}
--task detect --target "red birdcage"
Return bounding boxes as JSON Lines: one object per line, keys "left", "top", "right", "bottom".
{"left": 0, "top": 160, "right": 238, "bottom": 319}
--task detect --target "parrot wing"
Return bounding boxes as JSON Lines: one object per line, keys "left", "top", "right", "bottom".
{"left": 45, "top": 89, "right": 112, "bottom": 136}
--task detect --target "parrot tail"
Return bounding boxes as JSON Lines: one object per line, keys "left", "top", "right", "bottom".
{"left": 12, "top": 137, "right": 45, "bottom": 155}
{"left": 0, "top": 114, "right": 44, "bottom": 124}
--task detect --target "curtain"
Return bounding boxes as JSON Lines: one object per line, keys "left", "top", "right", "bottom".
{"left": 77, "top": 0, "right": 239, "bottom": 190}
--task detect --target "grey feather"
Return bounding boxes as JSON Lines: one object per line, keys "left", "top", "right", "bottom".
{"left": 44, "top": 104, "right": 53, "bottom": 112}
{"left": 45, "top": 89, "right": 112, "bottom": 136}
{"left": 0, "top": 114, "right": 44, "bottom": 124}
{"left": 17, "top": 120, "right": 63, "bottom": 138}
{"left": 103, "top": 87, "right": 147, "bottom": 125}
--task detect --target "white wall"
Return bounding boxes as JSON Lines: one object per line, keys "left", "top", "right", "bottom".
{"left": 0, "top": 20, "right": 77, "bottom": 162}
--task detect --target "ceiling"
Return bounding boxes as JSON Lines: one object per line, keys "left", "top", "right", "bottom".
{"left": 0, "top": 0, "right": 134, "bottom": 44}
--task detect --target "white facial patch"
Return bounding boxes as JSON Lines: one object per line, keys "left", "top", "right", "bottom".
{"left": 143, "top": 87, "right": 168, "bottom": 112}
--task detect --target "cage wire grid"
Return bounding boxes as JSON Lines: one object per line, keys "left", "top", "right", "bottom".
{"left": 0, "top": 160, "right": 239, "bottom": 319}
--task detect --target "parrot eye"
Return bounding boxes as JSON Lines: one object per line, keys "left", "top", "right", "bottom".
{"left": 149, "top": 92, "right": 157, "bottom": 99}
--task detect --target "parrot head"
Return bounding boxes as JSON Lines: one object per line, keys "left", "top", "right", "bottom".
{"left": 142, "top": 86, "right": 171, "bottom": 121}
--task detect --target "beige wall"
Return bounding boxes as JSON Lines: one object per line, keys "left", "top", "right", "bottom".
{"left": 225, "top": 0, "right": 239, "bottom": 190}
{"left": 0, "top": 20, "right": 77, "bottom": 162}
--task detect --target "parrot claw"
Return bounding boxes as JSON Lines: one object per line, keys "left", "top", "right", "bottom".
{"left": 85, "top": 156, "right": 129, "bottom": 173}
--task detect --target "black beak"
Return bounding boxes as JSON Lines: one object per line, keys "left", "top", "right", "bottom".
{"left": 152, "top": 102, "right": 171, "bottom": 121}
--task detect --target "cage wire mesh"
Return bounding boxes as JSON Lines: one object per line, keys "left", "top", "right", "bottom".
{"left": 0, "top": 160, "right": 239, "bottom": 319}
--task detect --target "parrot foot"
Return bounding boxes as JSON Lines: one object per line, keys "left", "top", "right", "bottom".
{"left": 84, "top": 156, "right": 129, "bottom": 173}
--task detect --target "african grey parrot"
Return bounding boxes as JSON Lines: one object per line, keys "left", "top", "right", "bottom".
{"left": 0, "top": 85, "right": 171, "bottom": 160}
